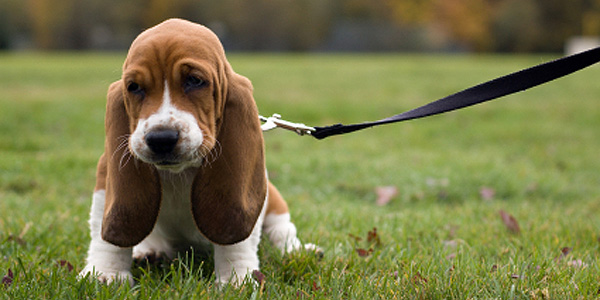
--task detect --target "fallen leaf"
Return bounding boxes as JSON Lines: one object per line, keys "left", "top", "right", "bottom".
{"left": 2, "top": 269, "right": 13, "bottom": 287}
{"left": 367, "top": 227, "right": 381, "bottom": 246}
{"left": 446, "top": 265, "right": 455, "bottom": 273}
{"left": 252, "top": 270, "right": 265, "bottom": 285}
{"left": 480, "top": 187, "right": 495, "bottom": 201}
{"left": 57, "top": 260, "right": 74, "bottom": 272}
{"left": 499, "top": 210, "right": 521, "bottom": 234}
{"left": 356, "top": 248, "right": 373, "bottom": 257}
{"left": 348, "top": 233, "right": 362, "bottom": 242}
{"left": 555, "top": 247, "right": 572, "bottom": 261}
{"left": 375, "top": 186, "right": 398, "bottom": 206}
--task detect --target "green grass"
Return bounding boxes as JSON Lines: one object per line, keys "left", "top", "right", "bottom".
{"left": 1, "top": 52, "right": 600, "bottom": 299}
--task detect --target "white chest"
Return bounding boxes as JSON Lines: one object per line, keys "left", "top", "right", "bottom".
{"left": 153, "top": 169, "right": 210, "bottom": 251}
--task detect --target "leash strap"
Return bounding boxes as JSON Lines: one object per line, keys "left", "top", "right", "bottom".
{"left": 310, "top": 47, "right": 600, "bottom": 140}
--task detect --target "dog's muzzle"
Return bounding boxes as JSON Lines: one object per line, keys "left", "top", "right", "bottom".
{"left": 145, "top": 129, "right": 180, "bottom": 155}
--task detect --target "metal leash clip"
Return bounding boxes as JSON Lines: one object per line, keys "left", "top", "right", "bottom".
{"left": 259, "top": 114, "right": 316, "bottom": 136}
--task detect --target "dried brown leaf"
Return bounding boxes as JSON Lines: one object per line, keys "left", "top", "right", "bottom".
{"left": 367, "top": 227, "right": 381, "bottom": 246}
{"left": 252, "top": 270, "right": 266, "bottom": 285}
{"left": 375, "top": 186, "right": 398, "bottom": 206}
{"left": 356, "top": 248, "right": 373, "bottom": 257}
{"left": 2, "top": 269, "right": 13, "bottom": 287}
{"left": 57, "top": 260, "right": 74, "bottom": 272}
{"left": 348, "top": 233, "right": 362, "bottom": 242}
{"left": 555, "top": 247, "right": 572, "bottom": 262}
{"left": 499, "top": 210, "right": 521, "bottom": 234}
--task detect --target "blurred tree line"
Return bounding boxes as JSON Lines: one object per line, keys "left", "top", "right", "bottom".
{"left": 0, "top": 0, "right": 598, "bottom": 52}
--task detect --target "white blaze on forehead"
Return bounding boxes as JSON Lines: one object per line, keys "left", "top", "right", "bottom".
{"left": 140, "top": 80, "right": 177, "bottom": 129}
{"left": 156, "top": 80, "right": 175, "bottom": 119}
{"left": 129, "top": 80, "right": 205, "bottom": 170}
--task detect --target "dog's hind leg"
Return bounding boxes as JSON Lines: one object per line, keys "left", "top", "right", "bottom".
{"left": 263, "top": 182, "right": 321, "bottom": 254}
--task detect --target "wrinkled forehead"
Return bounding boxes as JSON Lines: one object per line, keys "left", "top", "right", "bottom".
{"left": 123, "top": 20, "right": 227, "bottom": 73}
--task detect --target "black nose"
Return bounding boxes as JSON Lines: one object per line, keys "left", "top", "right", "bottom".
{"left": 145, "top": 129, "right": 179, "bottom": 155}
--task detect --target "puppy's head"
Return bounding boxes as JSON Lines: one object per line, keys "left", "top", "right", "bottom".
{"left": 101, "top": 19, "right": 266, "bottom": 247}
{"left": 122, "top": 18, "right": 228, "bottom": 172}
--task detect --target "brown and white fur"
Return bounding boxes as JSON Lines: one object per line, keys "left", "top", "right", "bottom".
{"left": 79, "top": 18, "right": 316, "bottom": 286}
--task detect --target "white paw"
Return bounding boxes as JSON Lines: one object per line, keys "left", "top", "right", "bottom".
{"left": 303, "top": 243, "right": 324, "bottom": 258}
{"left": 263, "top": 213, "right": 323, "bottom": 256}
{"left": 214, "top": 269, "right": 264, "bottom": 290}
{"left": 214, "top": 271, "right": 250, "bottom": 288}
{"left": 79, "top": 265, "right": 134, "bottom": 286}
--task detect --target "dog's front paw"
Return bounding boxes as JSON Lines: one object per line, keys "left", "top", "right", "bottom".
{"left": 79, "top": 265, "right": 134, "bottom": 286}
{"left": 303, "top": 243, "right": 324, "bottom": 259}
{"left": 215, "top": 269, "right": 257, "bottom": 289}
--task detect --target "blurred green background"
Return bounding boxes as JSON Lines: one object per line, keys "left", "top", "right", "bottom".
{"left": 0, "top": 0, "right": 599, "bottom": 53}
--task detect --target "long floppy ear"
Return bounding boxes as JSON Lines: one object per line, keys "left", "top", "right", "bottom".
{"left": 101, "top": 81, "right": 161, "bottom": 247}
{"left": 191, "top": 74, "right": 267, "bottom": 245}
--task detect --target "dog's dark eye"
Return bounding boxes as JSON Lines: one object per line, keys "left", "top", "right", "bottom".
{"left": 127, "top": 82, "right": 144, "bottom": 96}
{"left": 183, "top": 75, "right": 207, "bottom": 93}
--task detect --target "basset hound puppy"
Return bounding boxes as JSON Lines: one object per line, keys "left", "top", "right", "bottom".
{"left": 79, "top": 18, "right": 317, "bottom": 286}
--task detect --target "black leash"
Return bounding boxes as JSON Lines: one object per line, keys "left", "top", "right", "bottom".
{"left": 298, "top": 47, "right": 599, "bottom": 140}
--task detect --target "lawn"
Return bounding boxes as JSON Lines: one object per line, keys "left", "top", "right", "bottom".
{"left": 1, "top": 52, "right": 599, "bottom": 299}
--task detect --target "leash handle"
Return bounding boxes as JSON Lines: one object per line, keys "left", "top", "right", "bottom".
{"left": 260, "top": 113, "right": 316, "bottom": 136}
{"left": 310, "top": 47, "right": 600, "bottom": 140}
